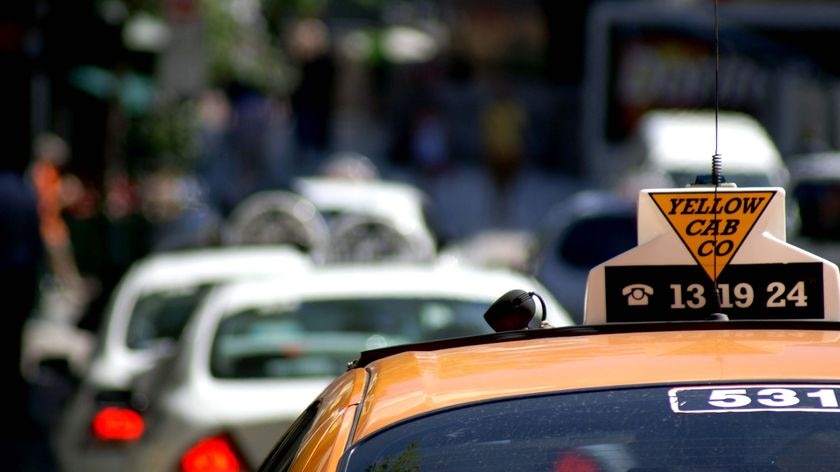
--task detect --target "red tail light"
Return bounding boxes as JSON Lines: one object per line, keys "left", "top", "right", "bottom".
{"left": 180, "top": 434, "right": 247, "bottom": 472}
{"left": 553, "top": 450, "right": 601, "bottom": 472}
{"left": 91, "top": 406, "right": 145, "bottom": 441}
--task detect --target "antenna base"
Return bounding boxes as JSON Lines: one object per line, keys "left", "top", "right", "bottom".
{"left": 690, "top": 174, "right": 737, "bottom": 188}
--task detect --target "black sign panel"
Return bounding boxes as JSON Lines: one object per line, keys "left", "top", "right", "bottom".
{"left": 604, "top": 263, "right": 824, "bottom": 322}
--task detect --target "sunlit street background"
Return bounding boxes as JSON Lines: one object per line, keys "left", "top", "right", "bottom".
{"left": 5, "top": 0, "right": 840, "bottom": 470}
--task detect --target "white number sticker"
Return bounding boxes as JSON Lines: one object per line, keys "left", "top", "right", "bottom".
{"left": 670, "top": 385, "right": 840, "bottom": 413}
{"left": 708, "top": 389, "right": 750, "bottom": 407}
{"left": 756, "top": 388, "right": 799, "bottom": 407}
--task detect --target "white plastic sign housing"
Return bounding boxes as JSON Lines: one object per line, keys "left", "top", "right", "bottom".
{"left": 584, "top": 187, "right": 840, "bottom": 324}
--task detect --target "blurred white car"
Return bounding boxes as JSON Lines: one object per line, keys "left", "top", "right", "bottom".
{"left": 54, "top": 245, "right": 313, "bottom": 472}
{"left": 292, "top": 176, "right": 439, "bottom": 263}
{"left": 620, "top": 109, "right": 789, "bottom": 191}
{"left": 120, "top": 261, "right": 573, "bottom": 472}
{"left": 438, "top": 229, "right": 535, "bottom": 272}
{"left": 222, "top": 190, "right": 332, "bottom": 258}
{"left": 223, "top": 177, "right": 439, "bottom": 264}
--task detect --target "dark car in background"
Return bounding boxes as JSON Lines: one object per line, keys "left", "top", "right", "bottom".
{"left": 527, "top": 189, "right": 638, "bottom": 323}
{"left": 785, "top": 151, "right": 840, "bottom": 265}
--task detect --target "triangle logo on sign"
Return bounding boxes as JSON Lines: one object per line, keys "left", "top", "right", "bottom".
{"left": 649, "top": 190, "right": 776, "bottom": 281}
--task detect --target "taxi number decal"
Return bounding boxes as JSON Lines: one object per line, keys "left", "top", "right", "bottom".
{"left": 605, "top": 263, "right": 824, "bottom": 321}
{"left": 670, "top": 385, "right": 840, "bottom": 413}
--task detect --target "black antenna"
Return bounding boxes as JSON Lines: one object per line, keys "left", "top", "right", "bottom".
{"left": 712, "top": 0, "right": 722, "bottom": 187}
{"left": 712, "top": 0, "right": 723, "bottom": 312}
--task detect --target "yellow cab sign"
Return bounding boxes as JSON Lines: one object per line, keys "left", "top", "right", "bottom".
{"left": 648, "top": 190, "right": 774, "bottom": 281}
{"left": 583, "top": 186, "right": 840, "bottom": 324}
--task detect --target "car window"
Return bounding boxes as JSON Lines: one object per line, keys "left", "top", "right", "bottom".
{"left": 342, "top": 385, "right": 840, "bottom": 472}
{"left": 259, "top": 401, "right": 320, "bottom": 472}
{"left": 125, "top": 284, "right": 214, "bottom": 349}
{"left": 211, "top": 298, "right": 494, "bottom": 379}
{"left": 557, "top": 215, "right": 637, "bottom": 269}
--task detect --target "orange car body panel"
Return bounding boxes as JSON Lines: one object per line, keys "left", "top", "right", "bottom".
{"left": 349, "top": 328, "right": 840, "bottom": 441}
{"left": 290, "top": 368, "right": 366, "bottom": 472}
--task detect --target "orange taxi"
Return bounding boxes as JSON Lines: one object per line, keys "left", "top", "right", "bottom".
{"left": 257, "top": 183, "right": 840, "bottom": 472}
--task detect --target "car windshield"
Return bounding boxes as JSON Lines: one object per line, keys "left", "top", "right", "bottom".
{"left": 210, "top": 298, "right": 494, "bottom": 379}
{"left": 126, "top": 284, "right": 214, "bottom": 349}
{"left": 342, "top": 385, "right": 840, "bottom": 472}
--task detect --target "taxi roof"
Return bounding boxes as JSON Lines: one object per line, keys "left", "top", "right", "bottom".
{"left": 213, "top": 261, "right": 547, "bottom": 300}
{"left": 121, "top": 245, "right": 313, "bottom": 289}
{"left": 292, "top": 176, "right": 429, "bottom": 232}
{"left": 349, "top": 321, "right": 840, "bottom": 441}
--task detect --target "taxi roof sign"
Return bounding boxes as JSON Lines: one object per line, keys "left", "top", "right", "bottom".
{"left": 648, "top": 190, "right": 774, "bottom": 281}
{"left": 584, "top": 186, "right": 840, "bottom": 324}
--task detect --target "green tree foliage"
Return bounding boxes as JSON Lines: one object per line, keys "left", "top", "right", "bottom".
{"left": 202, "top": 0, "right": 294, "bottom": 95}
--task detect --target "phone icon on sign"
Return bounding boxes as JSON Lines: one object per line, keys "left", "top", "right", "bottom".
{"left": 622, "top": 284, "right": 654, "bottom": 306}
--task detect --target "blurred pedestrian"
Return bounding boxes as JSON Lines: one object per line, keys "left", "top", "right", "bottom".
{"left": 0, "top": 161, "right": 46, "bottom": 470}
{"left": 288, "top": 17, "right": 336, "bottom": 166}
{"left": 195, "top": 87, "right": 238, "bottom": 215}
{"left": 195, "top": 86, "right": 282, "bottom": 216}
{"left": 28, "top": 133, "right": 85, "bottom": 296}
{"left": 410, "top": 103, "right": 451, "bottom": 176}
{"left": 480, "top": 81, "right": 527, "bottom": 226}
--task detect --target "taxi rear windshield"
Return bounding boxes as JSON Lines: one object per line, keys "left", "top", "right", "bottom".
{"left": 343, "top": 385, "right": 840, "bottom": 472}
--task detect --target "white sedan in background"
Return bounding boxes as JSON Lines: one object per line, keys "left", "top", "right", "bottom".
{"left": 223, "top": 176, "right": 439, "bottom": 265}
{"left": 293, "top": 175, "right": 439, "bottom": 263}
{"left": 120, "top": 260, "right": 573, "bottom": 472}
{"left": 54, "top": 245, "right": 313, "bottom": 472}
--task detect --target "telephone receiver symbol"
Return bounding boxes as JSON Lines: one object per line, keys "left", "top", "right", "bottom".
{"left": 622, "top": 284, "right": 654, "bottom": 306}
